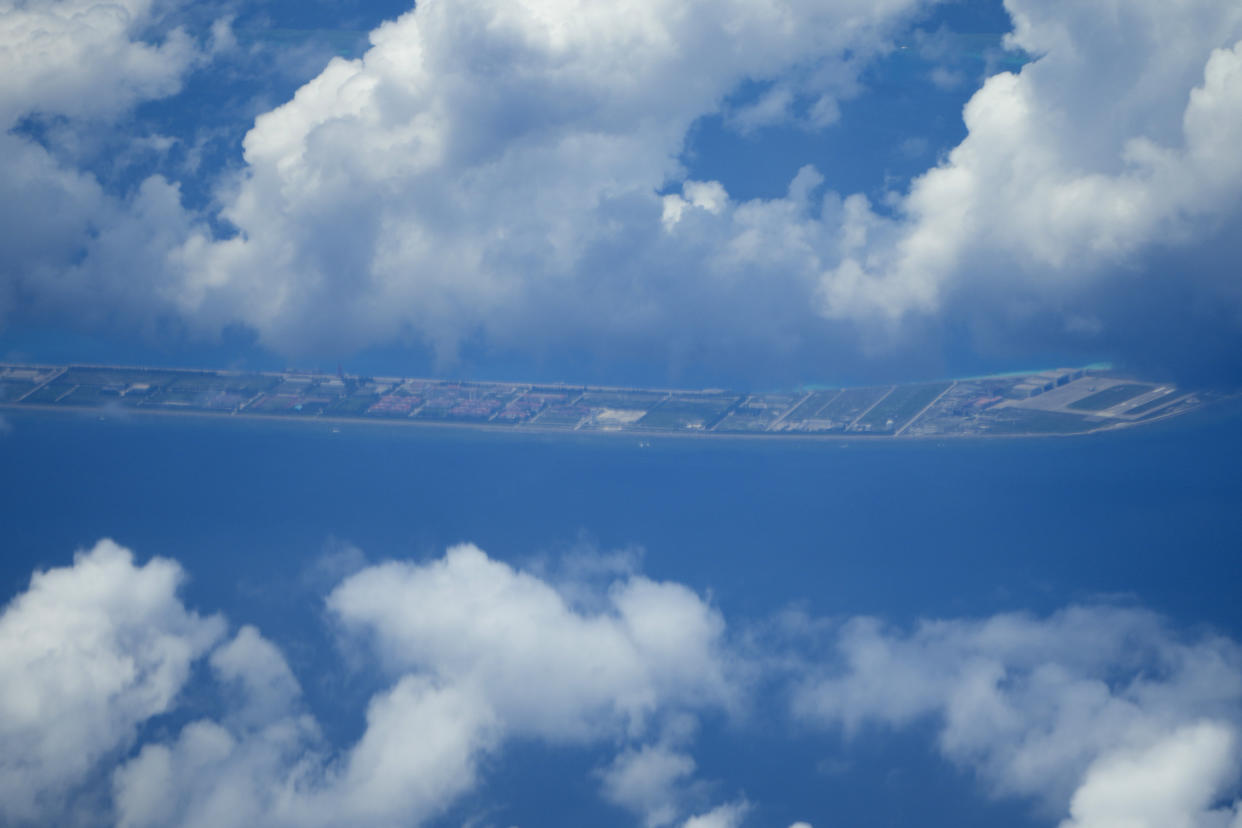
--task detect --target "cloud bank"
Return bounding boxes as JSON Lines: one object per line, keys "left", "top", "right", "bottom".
{"left": 2, "top": 540, "right": 749, "bottom": 827}
{"left": 167, "top": 0, "right": 931, "bottom": 364}
{"left": 795, "top": 606, "right": 1242, "bottom": 828}
{"left": 3, "top": 540, "right": 1242, "bottom": 827}
{"left": 0, "top": 0, "right": 219, "bottom": 336}
{"left": 818, "top": 0, "right": 1242, "bottom": 376}
{"left": 2, "top": 0, "right": 1242, "bottom": 379}
{"left": 0, "top": 540, "right": 223, "bottom": 823}
{"left": 5, "top": 0, "right": 1242, "bottom": 379}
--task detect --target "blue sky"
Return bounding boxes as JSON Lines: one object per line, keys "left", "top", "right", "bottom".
{"left": 4, "top": 1, "right": 1242, "bottom": 827}
{"left": 3, "top": 0, "right": 1242, "bottom": 387}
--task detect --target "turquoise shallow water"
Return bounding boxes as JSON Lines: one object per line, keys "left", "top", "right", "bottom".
{"left": 2, "top": 401, "right": 1240, "bottom": 826}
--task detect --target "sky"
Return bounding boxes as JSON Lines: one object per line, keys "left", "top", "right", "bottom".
{"left": 4, "top": 1, "right": 1242, "bottom": 827}
{"left": 2, "top": 0, "right": 1241, "bottom": 387}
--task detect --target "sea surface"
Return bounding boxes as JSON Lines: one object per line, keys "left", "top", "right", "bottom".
{"left": 3, "top": 401, "right": 1240, "bottom": 827}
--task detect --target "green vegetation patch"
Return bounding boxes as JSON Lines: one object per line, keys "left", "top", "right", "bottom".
{"left": 855, "top": 382, "right": 951, "bottom": 431}
{"left": 215, "top": 374, "right": 281, "bottom": 396}
{"left": 982, "top": 408, "right": 1100, "bottom": 434}
{"left": 815, "top": 386, "right": 892, "bottom": 425}
{"left": 0, "top": 381, "right": 34, "bottom": 402}
{"left": 148, "top": 387, "right": 213, "bottom": 406}
{"left": 637, "top": 397, "right": 738, "bottom": 430}
{"left": 1068, "top": 384, "right": 1152, "bottom": 411}
{"left": 784, "top": 390, "right": 840, "bottom": 422}
{"left": 59, "top": 367, "right": 180, "bottom": 387}
{"left": 533, "top": 408, "right": 587, "bottom": 427}
{"left": 161, "top": 374, "right": 224, "bottom": 392}
{"left": 249, "top": 395, "right": 303, "bottom": 412}
{"left": 328, "top": 394, "right": 381, "bottom": 416}
{"left": 714, "top": 412, "right": 773, "bottom": 432}
{"left": 138, "top": 373, "right": 279, "bottom": 409}
{"left": 24, "top": 382, "right": 77, "bottom": 404}
{"left": 58, "top": 385, "right": 137, "bottom": 406}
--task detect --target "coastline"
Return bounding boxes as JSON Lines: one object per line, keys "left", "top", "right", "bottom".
{"left": 0, "top": 398, "right": 1183, "bottom": 444}
{"left": 1, "top": 360, "right": 1214, "bottom": 443}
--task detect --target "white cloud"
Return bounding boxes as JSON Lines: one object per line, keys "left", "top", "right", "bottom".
{"left": 0, "top": 0, "right": 201, "bottom": 125}
{"left": 154, "top": 0, "right": 1242, "bottom": 372}
{"left": 327, "top": 543, "right": 737, "bottom": 741}
{"left": 795, "top": 605, "right": 1242, "bottom": 826}
{"left": 3, "top": 0, "right": 1242, "bottom": 377}
{"left": 0, "top": 540, "right": 224, "bottom": 823}
{"left": 600, "top": 743, "right": 697, "bottom": 827}
{"left": 114, "top": 715, "right": 320, "bottom": 828}
{"left": 681, "top": 800, "right": 750, "bottom": 828}
{"left": 1060, "top": 722, "right": 1242, "bottom": 828}
{"left": 209, "top": 625, "right": 302, "bottom": 728}
{"left": 112, "top": 621, "right": 324, "bottom": 828}
{"left": 0, "top": 0, "right": 222, "bottom": 341}
{"left": 164, "top": 0, "right": 931, "bottom": 361}
{"left": 113, "top": 592, "right": 499, "bottom": 828}
{"left": 305, "top": 676, "right": 498, "bottom": 827}
{"left": 112, "top": 541, "right": 742, "bottom": 828}
{"left": 662, "top": 180, "right": 731, "bottom": 230}
{"left": 0, "top": 541, "right": 496, "bottom": 828}
{"left": 6, "top": 539, "right": 1242, "bottom": 828}
{"left": 818, "top": 0, "right": 1242, "bottom": 329}
{"left": 726, "top": 85, "right": 796, "bottom": 134}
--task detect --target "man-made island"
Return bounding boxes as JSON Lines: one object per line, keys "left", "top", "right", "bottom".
{"left": 0, "top": 362, "right": 1206, "bottom": 438}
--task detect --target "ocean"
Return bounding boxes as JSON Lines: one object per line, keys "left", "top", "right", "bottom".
{"left": 2, "top": 401, "right": 1240, "bottom": 826}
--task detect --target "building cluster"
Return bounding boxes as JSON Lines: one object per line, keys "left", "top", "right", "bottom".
{"left": 0, "top": 363, "right": 1194, "bottom": 438}
{"left": 1006, "top": 368, "right": 1086, "bottom": 400}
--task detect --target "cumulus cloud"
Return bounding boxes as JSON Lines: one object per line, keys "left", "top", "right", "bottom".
{"left": 327, "top": 544, "right": 746, "bottom": 825}
{"left": 0, "top": 0, "right": 949, "bottom": 380}
{"left": 162, "top": 0, "right": 931, "bottom": 363}
{"left": 327, "top": 542, "right": 738, "bottom": 739}
{"left": 795, "top": 605, "right": 1242, "bottom": 827}
{"left": 1060, "top": 722, "right": 1242, "bottom": 828}
{"left": 819, "top": 1, "right": 1242, "bottom": 334}
{"left": 680, "top": 800, "right": 750, "bottom": 828}
{"left": 141, "top": 0, "right": 1242, "bottom": 376}
{"left": 600, "top": 742, "right": 698, "bottom": 826}
{"left": 0, "top": 540, "right": 224, "bottom": 824}
{"left": 113, "top": 689, "right": 321, "bottom": 828}
{"left": 115, "top": 668, "right": 496, "bottom": 828}
{"left": 6, "top": 540, "right": 1242, "bottom": 827}
{"left": 0, "top": 0, "right": 202, "bottom": 124}
{"left": 0, "top": 0, "right": 220, "bottom": 335}
{"left": 3, "top": 0, "right": 1242, "bottom": 380}
{"left": 1, "top": 540, "right": 740, "bottom": 826}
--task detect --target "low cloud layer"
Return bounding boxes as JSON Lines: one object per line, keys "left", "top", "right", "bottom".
{"left": 818, "top": 0, "right": 1242, "bottom": 379}
{"left": 0, "top": 540, "right": 223, "bottom": 823}
{"left": 0, "top": 0, "right": 220, "bottom": 337}
{"left": 795, "top": 606, "right": 1242, "bottom": 828}
{"left": 3, "top": 540, "right": 1242, "bottom": 826}
{"left": 2, "top": 541, "right": 751, "bottom": 827}
{"left": 166, "top": 0, "right": 930, "bottom": 365}
{"left": 4, "top": 0, "right": 1242, "bottom": 380}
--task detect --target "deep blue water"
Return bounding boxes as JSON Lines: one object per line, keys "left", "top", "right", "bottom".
{"left": 2, "top": 401, "right": 1240, "bottom": 827}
